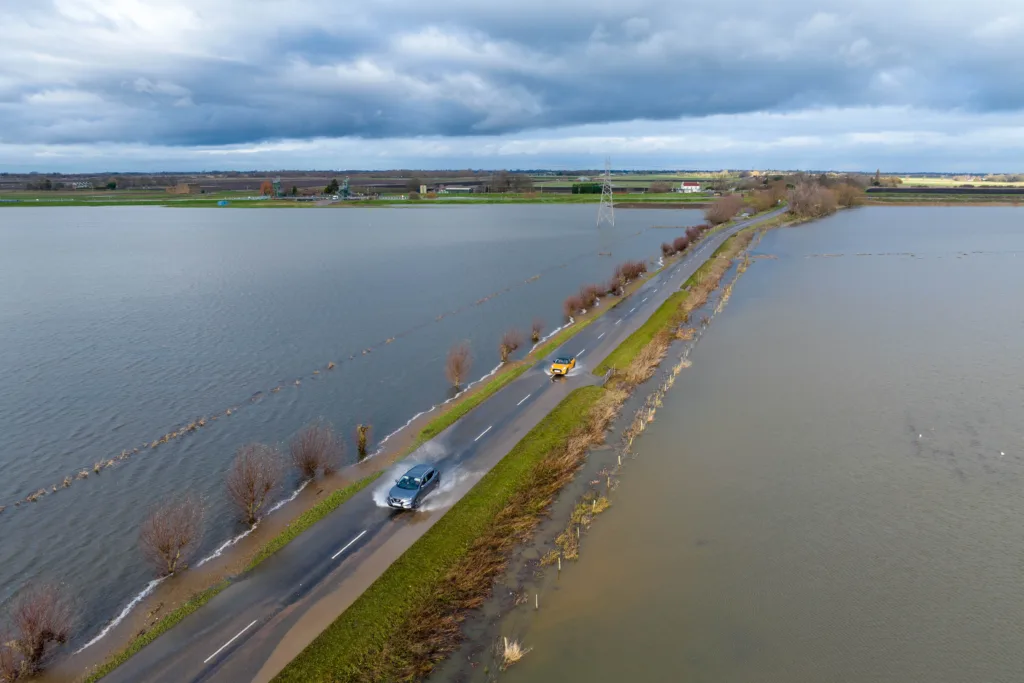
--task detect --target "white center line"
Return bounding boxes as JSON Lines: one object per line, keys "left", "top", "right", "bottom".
{"left": 578, "top": 348, "right": 586, "bottom": 356}
{"left": 597, "top": 332, "right": 605, "bottom": 340}
{"left": 204, "top": 620, "right": 258, "bottom": 664}
{"left": 653, "top": 288, "right": 658, "bottom": 293}
{"left": 641, "top": 297, "right": 648, "bottom": 303}
{"left": 331, "top": 529, "right": 368, "bottom": 560}
{"left": 474, "top": 426, "right": 493, "bottom": 442}
{"left": 630, "top": 307, "right": 637, "bottom": 313}
{"left": 517, "top": 393, "right": 531, "bottom": 406}
{"left": 615, "top": 319, "right": 622, "bottom": 325}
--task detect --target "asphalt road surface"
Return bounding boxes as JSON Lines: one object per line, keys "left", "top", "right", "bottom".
{"left": 102, "top": 208, "right": 784, "bottom": 683}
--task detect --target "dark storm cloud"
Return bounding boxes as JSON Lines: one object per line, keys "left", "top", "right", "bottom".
{"left": 5, "top": 0, "right": 1024, "bottom": 149}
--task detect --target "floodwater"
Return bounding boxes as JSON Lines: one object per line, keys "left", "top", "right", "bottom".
{"left": 498, "top": 207, "right": 1024, "bottom": 683}
{"left": 0, "top": 204, "right": 700, "bottom": 647}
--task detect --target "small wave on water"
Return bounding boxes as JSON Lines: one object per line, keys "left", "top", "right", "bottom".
{"left": 74, "top": 578, "right": 164, "bottom": 654}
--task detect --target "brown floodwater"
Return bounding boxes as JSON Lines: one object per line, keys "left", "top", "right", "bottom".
{"left": 491, "top": 207, "right": 1024, "bottom": 683}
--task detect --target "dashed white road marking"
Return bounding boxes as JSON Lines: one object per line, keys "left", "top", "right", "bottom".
{"left": 517, "top": 394, "right": 531, "bottom": 406}
{"left": 615, "top": 319, "right": 622, "bottom": 325}
{"left": 597, "top": 332, "right": 605, "bottom": 340}
{"left": 641, "top": 297, "right": 648, "bottom": 303}
{"left": 204, "top": 620, "right": 259, "bottom": 664}
{"left": 578, "top": 348, "right": 586, "bottom": 357}
{"left": 331, "top": 529, "right": 368, "bottom": 560}
{"left": 630, "top": 307, "right": 637, "bottom": 313}
{"left": 474, "top": 426, "right": 493, "bottom": 442}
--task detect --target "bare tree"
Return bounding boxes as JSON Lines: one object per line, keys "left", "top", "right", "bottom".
{"left": 788, "top": 182, "right": 839, "bottom": 218}
{"left": 290, "top": 422, "right": 343, "bottom": 480}
{"left": 833, "top": 182, "right": 864, "bottom": 208}
{"left": 704, "top": 194, "right": 744, "bottom": 224}
{"left": 226, "top": 443, "right": 281, "bottom": 526}
{"left": 531, "top": 318, "right": 544, "bottom": 343}
{"left": 445, "top": 342, "right": 473, "bottom": 389}
{"left": 649, "top": 180, "right": 672, "bottom": 193}
{"left": 562, "top": 294, "right": 584, "bottom": 320}
{"left": 499, "top": 329, "right": 523, "bottom": 363}
{"left": 0, "top": 583, "right": 75, "bottom": 679}
{"left": 139, "top": 496, "right": 204, "bottom": 577}
{"left": 355, "top": 423, "right": 373, "bottom": 460}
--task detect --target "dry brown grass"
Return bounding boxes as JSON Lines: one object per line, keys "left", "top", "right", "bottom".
{"left": 343, "top": 388, "right": 625, "bottom": 682}
{"left": 500, "top": 637, "right": 530, "bottom": 670}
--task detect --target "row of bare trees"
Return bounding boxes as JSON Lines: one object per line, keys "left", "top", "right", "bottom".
{"left": 661, "top": 222, "right": 712, "bottom": 259}
{"left": 1, "top": 419, "right": 363, "bottom": 677}
{"left": 787, "top": 180, "right": 863, "bottom": 219}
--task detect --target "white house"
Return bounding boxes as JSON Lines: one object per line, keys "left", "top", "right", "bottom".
{"left": 679, "top": 181, "right": 701, "bottom": 193}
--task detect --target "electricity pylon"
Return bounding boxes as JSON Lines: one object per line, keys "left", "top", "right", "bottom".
{"left": 596, "top": 157, "right": 615, "bottom": 227}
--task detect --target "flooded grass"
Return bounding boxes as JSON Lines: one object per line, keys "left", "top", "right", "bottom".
{"left": 274, "top": 386, "right": 615, "bottom": 683}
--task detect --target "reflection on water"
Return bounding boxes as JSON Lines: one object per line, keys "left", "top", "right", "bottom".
{"left": 500, "top": 207, "right": 1024, "bottom": 683}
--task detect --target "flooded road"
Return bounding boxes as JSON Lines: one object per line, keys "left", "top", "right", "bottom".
{"left": 492, "top": 207, "right": 1024, "bottom": 683}
{"left": 0, "top": 203, "right": 699, "bottom": 648}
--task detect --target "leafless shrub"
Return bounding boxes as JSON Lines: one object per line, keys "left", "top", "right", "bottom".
{"left": 0, "top": 582, "right": 75, "bottom": 679}
{"left": 649, "top": 180, "right": 672, "bottom": 193}
{"left": 685, "top": 226, "right": 700, "bottom": 241}
{"left": 138, "top": 496, "right": 204, "bottom": 576}
{"left": 834, "top": 182, "right": 864, "bottom": 208}
{"left": 445, "top": 342, "right": 473, "bottom": 389}
{"left": 605, "top": 276, "right": 622, "bottom": 296}
{"left": 562, "top": 294, "right": 584, "bottom": 320}
{"left": 705, "top": 194, "right": 744, "bottom": 224}
{"left": 748, "top": 189, "right": 778, "bottom": 212}
{"left": 660, "top": 242, "right": 675, "bottom": 257}
{"left": 530, "top": 318, "right": 544, "bottom": 343}
{"left": 788, "top": 182, "right": 839, "bottom": 218}
{"left": 226, "top": 443, "right": 281, "bottom": 526}
{"left": 583, "top": 283, "right": 603, "bottom": 303}
{"left": 355, "top": 423, "right": 373, "bottom": 460}
{"left": 498, "top": 329, "right": 523, "bottom": 363}
{"left": 617, "top": 259, "right": 647, "bottom": 282}
{"left": 578, "top": 285, "right": 597, "bottom": 309}
{"left": 672, "top": 236, "right": 689, "bottom": 252}
{"left": 290, "top": 422, "right": 343, "bottom": 480}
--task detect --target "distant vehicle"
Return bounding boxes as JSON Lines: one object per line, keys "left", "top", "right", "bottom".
{"left": 332, "top": 195, "right": 339, "bottom": 200}
{"left": 386, "top": 464, "right": 440, "bottom": 510}
{"left": 550, "top": 356, "right": 576, "bottom": 377}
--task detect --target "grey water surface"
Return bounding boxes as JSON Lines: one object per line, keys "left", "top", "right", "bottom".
{"left": 498, "top": 207, "right": 1024, "bottom": 683}
{"left": 0, "top": 204, "right": 700, "bottom": 645}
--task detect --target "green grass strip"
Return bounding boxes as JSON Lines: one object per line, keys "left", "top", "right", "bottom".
{"left": 594, "top": 234, "right": 742, "bottom": 375}
{"left": 246, "top": 472, "right": 382, "bottom": 571}
{"left": 83, "top": 580, "right": 231, "bottom": 682}
{"left": 594, "top": 291, "right": 689, "bottom": 374}
{"left": 274, "top": 386, "right": 605, "bottom": 683}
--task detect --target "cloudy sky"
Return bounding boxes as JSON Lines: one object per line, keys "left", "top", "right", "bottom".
{"left": 4, "top": 0, "right": 1024, "bottom": 172}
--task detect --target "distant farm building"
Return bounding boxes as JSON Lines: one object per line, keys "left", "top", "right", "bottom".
{"left": 679, "top": 181, "right": 702, "bottom": 193}
{"left": 166, "top": 183, "right": 201, "bottom": 195}
{"left": 437, "top": 185, "right": 475, "bottom": 194}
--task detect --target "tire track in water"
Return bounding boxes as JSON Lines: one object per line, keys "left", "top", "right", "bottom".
{"left": 1, "top": 225, "right": 683, "bottom": 513}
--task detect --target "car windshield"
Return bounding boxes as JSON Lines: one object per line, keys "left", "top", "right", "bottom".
{"left": 396, "top": 475, "right": 420, "bottom": 490}
{"left": 554, "top": 357, "right": 572, "bottom": 364}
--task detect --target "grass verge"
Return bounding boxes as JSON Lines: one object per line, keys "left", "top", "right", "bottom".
{"left": 274, "top": 385, "right": 618, "bottom": 683}
{"left": 82, "top": 580, "right": 230, "bottom": 683}
{"left": 406, "top": 296, "right": 619, "bottom": 452}
{"left": 246, "top": 472, "right": 382, "bottom": 571}
{"left": 84, "top": 473, "right": 382, "bottom": 681}
{"left": 595, "top": 230, "right": 755, "bottom": 375}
